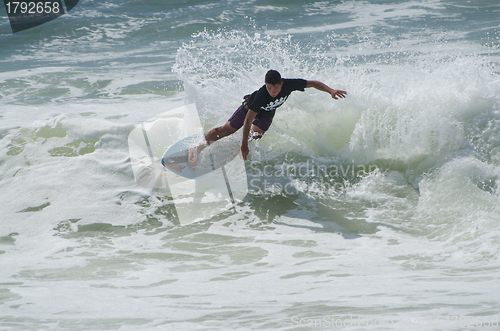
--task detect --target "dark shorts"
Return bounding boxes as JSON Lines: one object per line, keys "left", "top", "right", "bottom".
{"left": 228, "top": 106, "right": 274, "bottom": 131}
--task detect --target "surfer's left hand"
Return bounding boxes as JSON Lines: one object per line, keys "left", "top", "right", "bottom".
{"left": 330, "top": 89, "right": 347, "bottom": 100}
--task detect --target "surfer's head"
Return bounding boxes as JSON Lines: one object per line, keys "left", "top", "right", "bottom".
{"left": 265, "top": 70, "right": 283, "bottom": 98}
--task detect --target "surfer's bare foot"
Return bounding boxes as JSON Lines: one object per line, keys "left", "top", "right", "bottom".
{"left": 167, "top": 163, "right": 185, "bottom": 173}
{"left": 188, "top": 145, "right": 201, "bottom": 170}
{"left": 188, "top": 140, "right": 209, "bottom": 170}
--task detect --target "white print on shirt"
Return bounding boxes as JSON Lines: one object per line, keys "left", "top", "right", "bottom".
{"left": 261, "top": 96, "right": 288, "bottom": 112}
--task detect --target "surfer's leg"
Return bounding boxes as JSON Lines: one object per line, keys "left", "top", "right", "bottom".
{"left": 204, "top": 121, "right": 238, "bottom": 144}
{"left": 249, "top": 115, "right": 273, "bottom": 140}
{"left": 189, "top": 121, "right": 237, "bottom": 169}
{"left": 188, "top": 104, "right": 246, "bottom": 169}
{"left": 250, "top": 124, "right": 266, "bottom": 140}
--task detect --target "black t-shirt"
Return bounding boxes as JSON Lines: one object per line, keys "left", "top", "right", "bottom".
{"left": 246, "top": 78, "right": 307, "bottom": 118}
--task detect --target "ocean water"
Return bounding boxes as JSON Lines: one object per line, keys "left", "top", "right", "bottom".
{"left": 1, "top": 0, "right": 500, "bottom": 330}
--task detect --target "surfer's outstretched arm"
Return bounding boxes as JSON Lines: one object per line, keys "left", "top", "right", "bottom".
{"left": 306, "top": 80, "right": 347, "bottom": 100}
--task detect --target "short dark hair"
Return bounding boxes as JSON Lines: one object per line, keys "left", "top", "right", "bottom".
{"left": 265, "top": 70, "right": 282, "bottom": 85}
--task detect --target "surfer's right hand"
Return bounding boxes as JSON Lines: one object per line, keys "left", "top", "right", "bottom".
{"left": 240, "top": 142, "right": 249, "bottom": 161}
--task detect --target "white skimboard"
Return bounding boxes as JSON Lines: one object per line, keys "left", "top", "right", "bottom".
{"left": 161, "top": 134, "right": 240, "bottom": 179}
{"left": 128, "top": 103, "right": 248, "bottom": 225}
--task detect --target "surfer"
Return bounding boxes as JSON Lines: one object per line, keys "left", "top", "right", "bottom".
{"left": 188, "top": 70, "right": 346, "bottom": 168}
